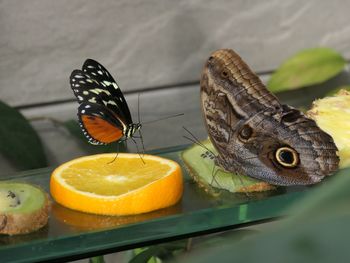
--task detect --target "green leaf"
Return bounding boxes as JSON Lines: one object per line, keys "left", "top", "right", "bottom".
{"left": 64, "top": 119, "right": 128, "bottom": 154}
{"left": 267, "top": 47, "right": 346, "bottom": 92}
{"left": 0, "top": 100, "right": 47, "bottom": 170}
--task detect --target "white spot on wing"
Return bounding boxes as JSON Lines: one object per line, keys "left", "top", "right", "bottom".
{"left": 89, "top": 97, "right": 97, "bottom": 103}
{"left": 91, "top": 88, "right": 111, "bottom": 96}
{"left": 106, "top": 100, "right": 117, "bottom": 106}
{"left": 83, "top": 91, "right": 89, "bottom": 95}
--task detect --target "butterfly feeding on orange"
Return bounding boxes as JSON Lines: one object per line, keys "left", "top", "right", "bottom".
{"left": 70, "top": 59, "right": 142, "bottom": 147}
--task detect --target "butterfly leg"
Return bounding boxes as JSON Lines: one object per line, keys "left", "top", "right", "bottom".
{"left": 210, "top": 159, "right": 223, "bottom": 189}
{"left": 131, "top": 137, "right": 145, "bottom": 164}
{"left": 214, "top": 155, "right": 252, "bottom": 198}
{"left": 107, "top": 152, "right": 119, "bottom": 164}
{"left": 107, "top": 141, "right": 123, "bottom": 164}
{"left": 138, "top": 129, "right": 146, "bottom": 156}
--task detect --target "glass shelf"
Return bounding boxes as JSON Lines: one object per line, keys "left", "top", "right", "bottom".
{"left": 0, "top": 145, "right": 310, "bottom": 263}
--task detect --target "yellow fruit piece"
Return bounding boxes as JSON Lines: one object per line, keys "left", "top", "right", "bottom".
{"left": 50, "top": 153, "right": 183, "bottom": 216}
{"left": 52, "top": 202, "right": 181, "bottom": 230}
{"left": 308, "top": 89, "right": 350, "bottom": 168}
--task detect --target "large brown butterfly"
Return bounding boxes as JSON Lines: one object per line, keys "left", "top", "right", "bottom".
{"left": 200, "top": 49, "right": 339, "bottom": 186}
{"left": 70, "top": 59, "right": 141, "bottom": 145}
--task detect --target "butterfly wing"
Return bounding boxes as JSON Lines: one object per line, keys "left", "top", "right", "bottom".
{"left": 70, "top": 70, "right": 105, "bottom": 105}
{"left": 200, "top": 49, "right": 339, "bottom": 186}
{"left": 82, "top": 59, "right": 132, "bottom": 124}
{"left": 78, "top": 102, "right": 126, "bottom": 145}
{"left": 70, "top": 59, "right": 133, "bottom": 124}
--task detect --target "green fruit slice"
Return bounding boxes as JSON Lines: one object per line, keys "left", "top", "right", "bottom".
{"left": 0, "top": 182, "right": 49, "bottom": 235}
{"left": 181, "top": 139, "right": 275, "bottom": 194}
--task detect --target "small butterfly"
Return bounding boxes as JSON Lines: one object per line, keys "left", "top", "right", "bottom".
{"left": 70, "top": 59, "right": 142, "bottom": 146}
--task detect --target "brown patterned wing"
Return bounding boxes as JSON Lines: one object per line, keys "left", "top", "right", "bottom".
{"left": 200, "top": 49, "right": 339, "bottom": 186}
{"left": 201, "top": 49, "right": 281, "bottom": 117}
{"left": 200, "top": 49, "right": 278, "bottom": 166}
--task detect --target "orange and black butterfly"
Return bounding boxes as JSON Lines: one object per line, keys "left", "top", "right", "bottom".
{"left": 70, "top": 59, "right": 142, "bottom": 146}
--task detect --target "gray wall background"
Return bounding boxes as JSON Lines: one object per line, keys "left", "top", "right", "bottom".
{"left": 1, "top": 0, "right": 350, "bottom": 174}
{"left": 1, "top": 0, "right": 350, "bottom": 106}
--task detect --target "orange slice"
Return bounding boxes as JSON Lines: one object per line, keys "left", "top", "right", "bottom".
{"left": 50, "top": 153, "right": 183, "bottom": 216}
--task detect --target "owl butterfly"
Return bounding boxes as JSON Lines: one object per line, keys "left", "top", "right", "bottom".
{"left": 200, "top": 49, "right": 339, "bottom": 186}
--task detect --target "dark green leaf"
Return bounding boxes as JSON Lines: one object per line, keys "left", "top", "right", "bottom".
{"left": 64, "top": 119, "right": 127, "bottom": 154}
{"left": 0, "top": 100, "right": 47, "bottom": 170}
{"left": 268, "top": 47, "right": 346, "bottom": 92}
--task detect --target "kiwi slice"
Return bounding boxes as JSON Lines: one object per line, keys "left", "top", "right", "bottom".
{"left": 0, "top": 182, "right": 49, "bottom": 235}
{"left": 181, "top": 139, "right": 276, "bottom": 194}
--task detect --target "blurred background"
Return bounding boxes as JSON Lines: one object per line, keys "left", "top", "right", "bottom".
{"left": 2, "top": 1, "right": 350, "bottom": 263}
{"left": 1, "top": 0, "right": 350, "bottom": 173}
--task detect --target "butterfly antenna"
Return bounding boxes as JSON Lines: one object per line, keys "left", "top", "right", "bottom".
{"left": 182, "top": 126, "right": 216, "bottom": 156}
{"left": 142, "top": 113, "right": 184, "bottom": 125}
{"left": 182, "top": 135, "right": 216, "bottom": 158}
{"left": 137, "top": 93, "right": 141, "bottom": 124}
{"left": 183, "top": 135, "right": 206, "bottom": 149}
